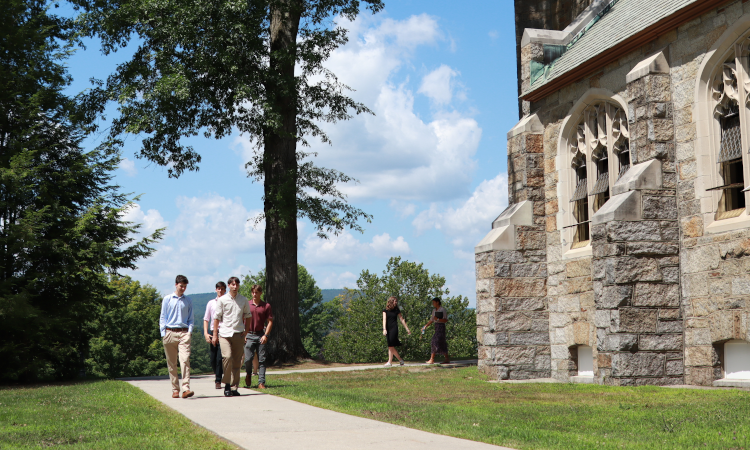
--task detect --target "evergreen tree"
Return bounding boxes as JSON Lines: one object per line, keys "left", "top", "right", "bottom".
{"left": 0, "top": 0, "right": 161, "bottom": 381}
{"left": 74, "top": 0, "right": 382, "bottom": 361}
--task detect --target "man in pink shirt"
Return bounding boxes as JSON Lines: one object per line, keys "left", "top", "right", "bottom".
{"left": 203, "top": 281, "right": 226, "bottom": 389}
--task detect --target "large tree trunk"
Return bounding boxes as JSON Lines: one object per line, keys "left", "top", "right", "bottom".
{"left": 263, "top": 0, "right": 306, "bottom": 361}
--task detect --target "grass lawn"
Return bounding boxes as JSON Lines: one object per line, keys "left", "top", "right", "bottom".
{"left": 0, "top": 380, "right": 238, "bottom": 450}
{"left": 264, "top": 365, "right": 750, "bottom": 450}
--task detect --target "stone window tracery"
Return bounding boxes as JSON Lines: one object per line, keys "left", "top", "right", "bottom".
{"left": 710, "top": 53, "right": 748, "bottom": 220}
{"left": 566, "top": 101, "right": 629, "bottom": 249}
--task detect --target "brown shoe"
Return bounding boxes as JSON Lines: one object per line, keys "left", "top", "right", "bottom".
{"left": 244, "top": 373, "right": 252, "bottom": 388}
{"left": 181, "top": 390, "right": 194, "bottom": 398}
{"left": 172, "top": 391, "right": 180, "bottom": 398}
{"left": 215, "top": 382, "right": 222, "bottom": 389}
{"left": 258, "top": 383, "right": 266, "bottom": 389}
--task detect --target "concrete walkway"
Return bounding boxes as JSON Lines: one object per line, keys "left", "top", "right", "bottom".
{"left": 124, "top": 361, "right": 513, "bottom": 450}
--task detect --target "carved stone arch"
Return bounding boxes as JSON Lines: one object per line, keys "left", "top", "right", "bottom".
{"left": 557, "top": 89, "right": 629, "bottom": 258}
{"left": 694, "top": 15, "right": 750, "bottom": 232}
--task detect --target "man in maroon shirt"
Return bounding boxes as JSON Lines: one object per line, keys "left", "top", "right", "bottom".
{"left": 244, "top": 284, "right": 274, "bottom": 389}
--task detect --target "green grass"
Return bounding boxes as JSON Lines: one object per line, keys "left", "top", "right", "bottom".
{"left": 0, "top": 380, "right": 238, "bottom": 450}
{"left": 266, "top": 366, "right": 750, "bottom": 450}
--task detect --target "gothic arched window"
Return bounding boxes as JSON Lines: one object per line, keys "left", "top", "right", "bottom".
{"left": 566, "top": 101, "right": 630, "bottom": 249}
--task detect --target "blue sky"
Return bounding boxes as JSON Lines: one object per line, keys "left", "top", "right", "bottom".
{"left": 65, "top": 1, "right": 519, "bottom": 304}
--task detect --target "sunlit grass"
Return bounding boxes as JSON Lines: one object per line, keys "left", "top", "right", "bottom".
{"left": 266, "top": 366, "right": 750, "bottom": 450}
{"left": 0, "top": 380, "right": 238, "bottom": 450}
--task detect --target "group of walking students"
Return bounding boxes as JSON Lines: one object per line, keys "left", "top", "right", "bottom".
{"left": 159, "top": 275, "right": 450, "bottom": 400}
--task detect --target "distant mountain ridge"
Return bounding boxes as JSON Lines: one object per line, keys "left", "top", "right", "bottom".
{"left": 188, "top": 289, "right": 345, "bottom": 325}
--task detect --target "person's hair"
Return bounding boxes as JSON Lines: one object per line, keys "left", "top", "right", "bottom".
{"left": 216, "top": 281, "right": 227, "bottom": 289}
{"left": 386, "top": 296, "right": 398, "bottom": 310}
{"left": 175, "top": 275, "right": 189, "bottom": 285}
{"left": 227, "top": 276, "right": 240, "bottom": 286}
{"left": 432, "top": 297, "right": 442, "bottom": 306}
{"left": 252, "top": 284, "right": 263, "bottom": 294}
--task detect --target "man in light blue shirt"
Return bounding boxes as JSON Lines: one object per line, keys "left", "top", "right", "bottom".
{"left": 159, "top": 274, "right": 194, "bottom": 398}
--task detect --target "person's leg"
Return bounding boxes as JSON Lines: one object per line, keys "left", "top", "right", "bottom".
{"left": 426, "top": 353, "right": 435, "bottom": 364}
{"left": 209, "top": 341, "right": 223, "bottom": 384}
{"left": 230, "top": 333, "right": 244, "bottom": 389}
{"left": 257, "top": 340, "right": 267, "bottom": 387}
{"left": 243, "top": 336, "right": 257, "bottom": 387}
{"left": 391, "top": 346, "right": 403, "bottom": 363}
{"left": 219, "top": 337, "right": 233, "bottom": 387}
{"left": 162, "top": 330, "right": 180, "bottom": 394}
{"left": 177, "top": 331, "right": 192, "bottom": 394}
{"left": 386, "top": 347, "right": 394, "bottom": 364}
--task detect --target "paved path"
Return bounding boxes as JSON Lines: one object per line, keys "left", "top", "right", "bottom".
{"left": 124, "top": 361, "right": 513, "bottom": 450}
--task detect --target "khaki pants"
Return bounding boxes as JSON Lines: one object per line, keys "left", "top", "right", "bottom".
{"left": 163, "top": 330, "right": 191, "bottom": 392}
{"left": 220, "top": 333, "right": 245, "bottom": 387}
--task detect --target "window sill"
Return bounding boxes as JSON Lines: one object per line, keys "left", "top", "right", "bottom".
{"left": 563, "top": 244, "right": 592, "bottom": 260}
{"left": 705, "top": 210, "right": 750, "bottom": 234}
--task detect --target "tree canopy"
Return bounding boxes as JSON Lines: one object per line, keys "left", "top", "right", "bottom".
{"left": 322, "top": 257, "right": 477, "bottom": 363}
{"left": 74, "top": 0, "right": 383, "bottom": 361}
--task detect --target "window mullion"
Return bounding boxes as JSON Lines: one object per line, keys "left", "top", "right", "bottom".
{"left": 735, "top": 44, "right": 750, "bottom": 202}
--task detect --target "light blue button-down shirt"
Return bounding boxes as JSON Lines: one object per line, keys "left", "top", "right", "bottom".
{"left": 159, "top": 293, "right": 194, "bottom": 337}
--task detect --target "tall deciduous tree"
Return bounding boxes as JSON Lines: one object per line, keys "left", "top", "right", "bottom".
{"left": 0, "top": 0, "right": 161, "bottom": 381}
{"left": 240, "top": 264, "right": 340, "bottom": 358}
{"left": 75, "top": 0, "right": 382, "bottom": 361}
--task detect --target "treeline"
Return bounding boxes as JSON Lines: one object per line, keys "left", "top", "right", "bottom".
{"left": 0, "top": 0, "right": 162, "bottom": 382}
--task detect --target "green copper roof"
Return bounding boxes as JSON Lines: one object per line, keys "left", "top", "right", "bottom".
{"left": 523, "top": 0, "right": 699, "bottom": 96}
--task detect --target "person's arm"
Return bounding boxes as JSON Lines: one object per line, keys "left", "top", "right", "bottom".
{"left": 212, "top": 302, "right": 222, "bottom": 345}
{"left": 261, "top": 317, "right": 273, "bottom": 344}
{"left": 399, "top": 314, "right": 411, "bottom": 335}
{"left": 382, "top": 311, "right": 387, "bottom": 336}
{"left": 242, "top": 299, "right": 251, "bottom": 339}
{"left": 159, "top": 297, "right": 167, "bottom": 337}
{"left": 203, "top": 320, "right": 211, "bottom": 342}
{"left": 186, "top": 300, "right": 194, "bottom": 334}
{"left": 212, "top": 319, "right": 220, "bottom": 345}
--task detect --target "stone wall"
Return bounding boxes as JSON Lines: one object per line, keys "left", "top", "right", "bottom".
{"left": 479, "top": 0, "right": 750, "bottom": 387}
{"left": 476, "top": 128, "right": 550, "bottom": 380}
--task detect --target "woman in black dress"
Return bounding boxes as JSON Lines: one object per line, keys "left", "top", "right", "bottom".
{"left": 421, "top": 297, "right": 450, "bottom": 364}
{"left": 382, "top": 296, "right": 411, "bottom": 367}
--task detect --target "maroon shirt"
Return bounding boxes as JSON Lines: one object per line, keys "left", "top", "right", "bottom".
{"left": 246, "top": 301, "right": 273, "bottom": 333}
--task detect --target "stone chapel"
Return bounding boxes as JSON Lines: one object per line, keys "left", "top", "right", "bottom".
{"left": 475, "top": 0, "right": 750, "bottom": 386}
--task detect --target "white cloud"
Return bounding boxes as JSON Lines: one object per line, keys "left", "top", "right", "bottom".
{"left": 122, "top": 203, "right": 167, "bottom": 237}
{"left": 319, "top": 271, "right": 358, "bottom": 289}
{"left": 122, "top": 194, "right": 266, "bottom": 294}
{"left": 390, "top": 200, "right": 417, "bottom": 218}
{"left": 488, "top": 30, "right": 499, "bottom": 40}
{"left": 302, "top": 230, "right": 411, "bottom": 266}
{"left": 412, "top": 173, "right": 508, "bottom": 249}
{"left": 120, "top": 158, "right": 138, "bottom": 176}
{"left": 234, "top": 13, "right": 482, "bottom": 203}
{"left": 418, "top": 65, "right": 458, "bottom": 105}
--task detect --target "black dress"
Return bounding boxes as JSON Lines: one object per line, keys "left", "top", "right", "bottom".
{"left": 383, "top": 307, "right": 401, "bottom": 347}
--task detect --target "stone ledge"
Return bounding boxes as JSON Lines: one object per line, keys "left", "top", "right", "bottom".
{"left": 475, "top": 201, "right": 534, "bottom": 253}
{"left": 592, "top": 190, "right": 641, "bottom": 225}
{"left": 713, "top": 378, "right": 750, "bottom": 388}
{"left": 612, "top": 159, "right": 663, "bottom": 196}
{"left": 507, "top": 114, "right": 544, "bottom": 139}
{"left": 626, "top": 49, "right": 670, "bottom": 84}
{"left": 570, "top": 375, "right": 596, "bottom": 384}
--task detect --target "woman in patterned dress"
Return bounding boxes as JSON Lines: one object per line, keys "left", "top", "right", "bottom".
{"left": 422, "top": 297, "right": 450, "bottom": 364}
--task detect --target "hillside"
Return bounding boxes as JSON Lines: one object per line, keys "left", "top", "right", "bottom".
{"left": 190, "top": 289, "right": 345, "bottom": 325}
